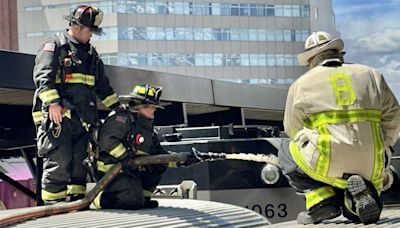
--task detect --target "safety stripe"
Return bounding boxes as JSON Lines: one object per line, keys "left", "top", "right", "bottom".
{"left": 289, "top": 141, "right": 347, "bottom": 189}
{"left": 64, "top": 109, "right": 72, "bottom": 119}
{"left": 109, "top": 143, "right": 126, "bottom": 158}
{"left": 371, "top": 122, "right": 385, "bottom": 192}
{"left": 329, "top": 72, "right": 356, "bottom": 106}
{"left": 67, "top": 184, "right": 86, "bottom": 195}
{"left": 305, "top": 109, "right": 381, "bottom": 129}
{"left": 316, "top": 125, "right": 330, "bottom": 177}
{"left": 102, "top": 93, "right": 119, "bottom": 108}
{"left": 93, "top": 191, "right": 103, "bottom": 209}
{"left": 305, "top": 186, "right": 336, "bottom": 210}
{"left": 38, "top": 89, "right": 60, "bottom": 104}
{"left": 168, "top": 162, "right": 178, "bottom": 168}
{"left": 42, "top": 189, "right": 67, "bottom": 201}
{"left": 32, "top": 111, "right": 44, "bottom": 123}
{"left": 56, "top": 73, "right": 95, "bottom": 86}
{"left": 143, "top": 189, "right": 153, "bottom": 197}
{"left": 96, "top": 161, "right": 120, "bottom": 174}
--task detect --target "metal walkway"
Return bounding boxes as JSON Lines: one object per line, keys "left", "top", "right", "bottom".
{"left": 3, "top": 199, "right": 270, "bottom": 227}
{"left": 269, "top": 206, "right": 400, "bottom": 228}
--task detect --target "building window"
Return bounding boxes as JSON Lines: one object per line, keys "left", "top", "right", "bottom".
{"left": 230, "top": 4, "right": 239, "bottom": 16}
{"left": 103, "top": 52, "right": 299, "bottom": 67}
{"left": 25, "top": 1, "right": 310, "bottom": 18}
{"left": 28, "top": 26, "right": 309, "bottom": 43}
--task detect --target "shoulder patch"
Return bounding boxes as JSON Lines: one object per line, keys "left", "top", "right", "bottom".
{"left": 43, "top": 43, "right": 55, "bottom": 52}
{"left": 115, "top": 115, "right": 128, "bottom": 124}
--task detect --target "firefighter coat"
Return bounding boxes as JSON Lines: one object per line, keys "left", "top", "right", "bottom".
{"left": 284, "top": 63, "right": 400, "bottom": 191}
{"left": 32, "top": 30, "right": 120, "bottom": 125}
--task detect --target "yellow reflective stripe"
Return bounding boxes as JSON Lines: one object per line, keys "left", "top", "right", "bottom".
{"left": 134, "top": 86, "right": 146, "bottom": 95}
{"left": 109, "top": 143, "right": 126, "bottom": 158}
{"left": 38, "top": 89, "right": 60, "bottom": 103}
{"left": 96, "top": 161, "right": 116, "bottom": 173}
{"left": 168, "top": 162, "right": 178, "bottom": 168}
{"left": 64, "top": 109, "right": 71, "bottom": 119}
{"left": 329, "top": 72, "right": 356, "bottom": 106}
{"left": 289, "top": 141, "right": 347, "bottom": 189}
{"left": 316, "top": 125, "right": 330, "bottom": 177}
{"left": 143, "top": 189, "right": 153, "bottom": 197}
{"left": 135, "top": 150, "right": 149, "bottom": 156}
{"left": 371, "top": 122, "right": 385, "bottom": 192}
{"left": 42, "top": 189, "right": 67, "bottom": 201}
{"left": 55, "top": 73, "right": 95, "bottom": 86}
{"left": 305, "top": 109, "right": 381, "bottom": 129}
{"left": 102, "top": 93, "right": 119, "bottom": 108}
{"left": 32, "top": 111, "right": 44, "bottom": 123}
{"left": 305, "top": 186, "right": 336, "bottom": 210}
{"left": 93, "top": 191, "right": 103, "bottom": 209}
{"left": 67, "top": 185, "right": 86, "bottom": 195}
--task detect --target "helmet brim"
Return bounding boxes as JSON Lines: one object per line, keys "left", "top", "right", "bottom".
{"left": 119, "top": 94, "right": 164, "bottom": 109}
{"left": 297, "top": 38, "right": 344, "bottom": 66}
{"left": 64, "top": 15, "right": 104, "bottom": 36}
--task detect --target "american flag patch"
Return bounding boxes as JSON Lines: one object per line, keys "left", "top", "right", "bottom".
{"left": 43, "top": 43, "right": 55, "bottom": 52}
{"left": 115, "top": 115, "right": 128, "bottom": 124}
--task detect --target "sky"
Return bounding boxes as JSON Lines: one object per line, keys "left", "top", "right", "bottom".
{"left": 332, "top": 0, "right": 400, "bottom": 99}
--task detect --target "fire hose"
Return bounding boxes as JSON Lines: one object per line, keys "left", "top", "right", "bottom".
{"left": 0, "top": 149, "right": 279, "bottom": 226}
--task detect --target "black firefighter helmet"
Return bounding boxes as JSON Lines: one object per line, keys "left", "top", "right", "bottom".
{"left": 64, "top": 5, "right": 104, "bottom": 35}
{"left": 120, "top": 84, "right": 164, "bottom": 109}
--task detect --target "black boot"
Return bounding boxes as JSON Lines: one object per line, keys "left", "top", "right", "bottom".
{"left": 382, "top": 168, "right": 400, "bottom": 205}
{"left": 347, "top": 175, "right": 382, "bottom": 224}
{"left": 143, "top": 197, "right": 159, "bottom": 209}
{"left": 297, "top": 203, "right": 341, "bottom": 224}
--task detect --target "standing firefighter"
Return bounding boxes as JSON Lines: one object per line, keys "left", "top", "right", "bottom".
{"left": 280, "top": 31, "right": 400, "bottom": 224}
{"left": 32, "top": 5, "right": 121, "bottom": 204}
{"left": 93, "top": 85, "right": 195, "bottom": 209}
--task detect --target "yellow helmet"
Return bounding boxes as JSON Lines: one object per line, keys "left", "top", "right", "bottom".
{"left": 119, "top": 84, "right": 163, "bottom": 108}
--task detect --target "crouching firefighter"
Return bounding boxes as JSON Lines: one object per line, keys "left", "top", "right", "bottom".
{"left": 32, "top": 5, "right": 121, "bottom": 205}
{"left": 93, "top": 85, "right": 199, "bottom": 210}
{"left": 280, "top": 31, "right": 400, "bottom": 224}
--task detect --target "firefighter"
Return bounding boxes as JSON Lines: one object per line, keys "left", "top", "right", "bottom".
{"left": 93, "top": 84, "right": 196, "bottom": 209}
{"left": 280, "top": 31, "right": 400, "bottom": 224}
{"left": 32, "top": 5, "right": 121, "bottom": 204}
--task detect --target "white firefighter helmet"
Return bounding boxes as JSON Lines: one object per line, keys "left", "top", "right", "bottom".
{"left": 297, "top": 31, "right": 344, "bottom": 66}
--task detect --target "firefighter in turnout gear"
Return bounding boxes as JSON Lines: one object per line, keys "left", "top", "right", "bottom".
{"left": 280, "top": 31, "right": 400, "bottom": 224}
{"left": 93, "top": 84, "right": 184, "bottom": 209}
{"left": 32, "top": 5, "right": 121, "bottom": 205}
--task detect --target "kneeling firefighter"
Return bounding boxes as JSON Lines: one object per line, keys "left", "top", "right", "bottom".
{"left": 280, "top": 31, "right": 400, "bottom": 224}
{"left": 93, "top": 84, "right": 197, "bottom": 209}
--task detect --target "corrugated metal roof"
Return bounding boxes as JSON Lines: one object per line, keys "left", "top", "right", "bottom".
{"left": 6, "top": 199, "right": 270, "bottom": 227}
{"left": 269, "top": 206, "right": 400, "bottom": 228}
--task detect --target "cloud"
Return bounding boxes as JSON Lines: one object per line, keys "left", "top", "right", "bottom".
{"left": 333, "top": 0, "right": 400, "bottom": 99}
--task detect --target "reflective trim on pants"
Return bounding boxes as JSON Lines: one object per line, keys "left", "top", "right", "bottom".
{"left": 305, "top": 186, "right": 336, "bottom": 210}
{"left": 42, "top": 189, "right": 67, "bottom": 201}
{"left": 67, "top": 184, "right": 86, "bottom": 195}
{"left": 289, "top": 141, "right": 347, "bottom": 189}
{"left": 93, "top": 191, "right": 103, "bottom": 209}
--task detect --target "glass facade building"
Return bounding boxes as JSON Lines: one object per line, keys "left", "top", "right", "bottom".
{"left": 18, "top": 0, "right": 338, "bottom": 86}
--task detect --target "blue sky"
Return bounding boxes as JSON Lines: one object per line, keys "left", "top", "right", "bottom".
{"left": 332, "top": 0, "right": 400, "bottom": 99}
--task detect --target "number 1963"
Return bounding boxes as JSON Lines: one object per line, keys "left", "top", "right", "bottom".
{"left": 245, "top": 204, "right": 288, "bottom": 218}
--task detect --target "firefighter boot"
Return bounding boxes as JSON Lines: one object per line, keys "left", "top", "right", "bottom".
{"left": 143, "top": 197, "right": 159, "bottom": 209}
{"left": 347, "top": 175, "right": 382, "bottom": 224}
{"left": 297, "top": 201, "right": 341, "bottom": 224}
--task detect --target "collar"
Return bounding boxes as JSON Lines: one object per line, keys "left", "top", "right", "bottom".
{"left": 63, "top": 30, "right": 79, "bottom": 44}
